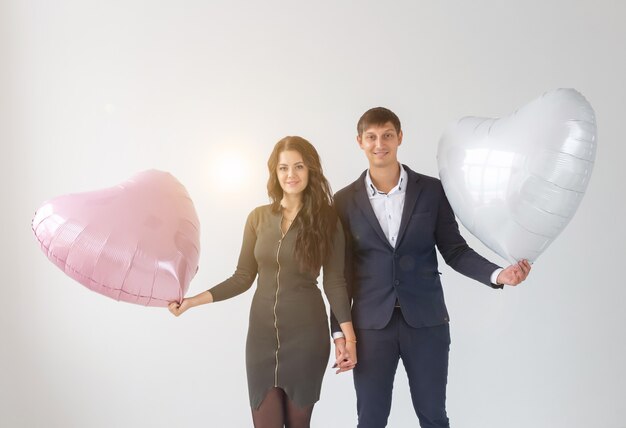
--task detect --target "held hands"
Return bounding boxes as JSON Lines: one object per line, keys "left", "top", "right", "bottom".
{"left": 497, "top": 259, "right": 532, "bottom": 286}
{"left": 333, "top": 337, "right": 357, "bottom": 374}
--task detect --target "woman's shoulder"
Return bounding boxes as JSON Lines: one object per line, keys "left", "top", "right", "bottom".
{"left": 246, "top": 204, "right": 276, "bottom": 223}
{"left": 249, "top": 203, "right": 274, "bottom": 215}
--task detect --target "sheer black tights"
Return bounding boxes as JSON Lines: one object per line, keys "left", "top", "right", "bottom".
{"left": 251, "top": 387, "right": 314, "bottom": 428}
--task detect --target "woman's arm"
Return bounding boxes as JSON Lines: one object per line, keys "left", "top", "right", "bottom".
{"left": 168, "top": 290, "right": 213, "bottom": 316}
{"left": 168, "top": 208, "right": 259, "bottom": 317}
{"left": 322, "top": 220, "right": 352, "bottom": 324}
{"left": 323, "top": 219, "right": 357, "bottom": 372}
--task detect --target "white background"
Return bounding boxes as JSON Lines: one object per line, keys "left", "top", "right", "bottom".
{"left": 2, "top": 1, "right": 625, "bottom": 427}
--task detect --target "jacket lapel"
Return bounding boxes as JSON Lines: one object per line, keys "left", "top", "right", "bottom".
{"left": 396, "top": 166, "right": 423, "bottom": 247}
{"left": 353, "top": 171, "right": 393, "bottom": 249}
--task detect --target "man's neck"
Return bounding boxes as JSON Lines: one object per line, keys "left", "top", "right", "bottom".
{"left": 369, "top": 163, "right": 401, "bottom": 194}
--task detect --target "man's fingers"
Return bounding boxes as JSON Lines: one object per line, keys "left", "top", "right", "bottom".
{"left": 334, "top": 357, "right": 356, "bottom": 371}
{"left": 505, "top": 260, "right": 531, "bottom": 285}
{"left": 335, "top": 357, "right": 349, "bottom": 367}
{"left": 519, "top": 260, "right": 531, "bottom": 275}
{"left": 335, "top": 363, "right": 357, "bottom": 374}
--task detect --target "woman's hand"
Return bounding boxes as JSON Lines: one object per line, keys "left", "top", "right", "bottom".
{"left": 334, "top": 338, "right": 357, "bottom": 374}
{"left": 168, "top": 298, "right": 193, "bottom": 317}
{"left": 168, "top": 291, "right": 213, "bottom": 317}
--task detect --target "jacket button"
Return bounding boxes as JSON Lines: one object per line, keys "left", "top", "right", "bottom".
{"left": 394, "top": 280, "right": 400, "bottom": 286}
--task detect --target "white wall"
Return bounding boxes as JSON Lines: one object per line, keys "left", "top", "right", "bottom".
{"left": 2, "top": 1, "right": 625, "bottom": 427}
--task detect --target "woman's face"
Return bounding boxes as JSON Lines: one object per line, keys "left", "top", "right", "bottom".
{"left": 276, "top": 150, "right": 309, "bottom": 197}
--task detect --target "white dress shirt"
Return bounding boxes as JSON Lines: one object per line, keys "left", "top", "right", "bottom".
{"left": 365, "top": 165, "right": 408, "bottom": 248}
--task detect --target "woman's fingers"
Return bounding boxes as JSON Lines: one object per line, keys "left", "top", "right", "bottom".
{"left": 168, "top": 302, "right": 181, "bottom": 316}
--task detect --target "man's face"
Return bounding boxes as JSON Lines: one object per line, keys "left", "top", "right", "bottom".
{"left": 357, "top": 122, "right": 403, "bottom": 169}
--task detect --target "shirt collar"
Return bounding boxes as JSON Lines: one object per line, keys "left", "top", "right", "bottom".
{"left": 365, "top": 164, "right": 407, "bottom": 197}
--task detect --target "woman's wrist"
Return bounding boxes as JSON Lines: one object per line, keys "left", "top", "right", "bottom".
{"left": 188, "top": 294, "right": 202, "bottom": 307}
{"left": 339, "top": 321, "right": 356, "bottom": 343}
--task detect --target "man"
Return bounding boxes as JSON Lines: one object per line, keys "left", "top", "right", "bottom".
{"left": 331, "top": 107, "right": 530, "bottom": 428}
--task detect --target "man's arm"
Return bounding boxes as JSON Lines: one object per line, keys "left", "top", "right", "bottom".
{"left": 434, "top": 181, "right": 531, "bottom": 286}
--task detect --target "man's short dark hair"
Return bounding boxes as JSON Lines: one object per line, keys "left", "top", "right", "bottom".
{"left": 357, "top": 107, "right": 401, "bottom": 136}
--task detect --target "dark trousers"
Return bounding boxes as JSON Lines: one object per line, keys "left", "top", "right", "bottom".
{"left": 354, "top": 308, "right": 451, "bottom": 428}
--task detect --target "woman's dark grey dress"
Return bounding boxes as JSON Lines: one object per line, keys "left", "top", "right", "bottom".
{"left": 209, "top": 205, "right": 352, "bottom": 409}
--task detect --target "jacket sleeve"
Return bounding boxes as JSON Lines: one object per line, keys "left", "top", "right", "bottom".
{"left": 208, "top": 209, "right": 259, "bottom": 301}
{"left": 434, "top": 182, "right": 502, "bottom": 288}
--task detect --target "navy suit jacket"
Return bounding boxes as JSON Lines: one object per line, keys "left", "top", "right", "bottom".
{"left": 332, "top": 165, "right": 502, "bottom": 331}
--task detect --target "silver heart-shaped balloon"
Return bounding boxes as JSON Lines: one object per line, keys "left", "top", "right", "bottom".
{"left": 437, "top": 88, "right": 597, "bottom": 264}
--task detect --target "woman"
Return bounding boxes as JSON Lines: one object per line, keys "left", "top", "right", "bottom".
{"left": 168, "top": 136, "right": 357, "bottom": 428}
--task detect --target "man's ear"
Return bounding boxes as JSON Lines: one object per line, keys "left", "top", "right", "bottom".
{"left": 357, "top": 134, "right": 364, "bottom": 149}
{"left": 397, "top": 130, "right": 403, "bottom": 146}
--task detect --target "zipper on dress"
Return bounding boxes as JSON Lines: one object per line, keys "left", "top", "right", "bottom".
{"left": 274, "top": 212, "right": 296, "bottom": 387}
{"left": 273, "top": 236, "right": 282, "bottom": 387}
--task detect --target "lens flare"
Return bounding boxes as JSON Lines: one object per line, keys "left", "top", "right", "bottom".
{"left": 210, "top": 149, "right": 251, "bottom": 191}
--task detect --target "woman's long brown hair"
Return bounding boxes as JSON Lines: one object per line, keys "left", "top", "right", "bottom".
{"left": 267, "top": 136, "right": 337, "bottom": 274}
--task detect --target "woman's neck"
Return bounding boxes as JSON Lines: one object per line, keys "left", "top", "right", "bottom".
{"left": 280, "top": 194, "right": 303, "bottom": 216}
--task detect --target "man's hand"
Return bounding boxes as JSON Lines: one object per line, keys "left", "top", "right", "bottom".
{"left": 497, "top": 260, "right": 532, "bottom": 286}
{"left": 334, "top": 337, "right": 346, "bottom": 361}
{"left": 333, "top": 337, "right": 357, "bottom": 374}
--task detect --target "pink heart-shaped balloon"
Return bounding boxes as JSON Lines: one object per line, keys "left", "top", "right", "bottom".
{"left": 32, "top": 170, "right": 201, "bottom": 307}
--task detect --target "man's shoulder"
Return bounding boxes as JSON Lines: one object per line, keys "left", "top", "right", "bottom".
{"left": 334, "top": 183, "right": 355, "bottom": 200}
{"left": 403, "top": 165, "right": 443, "bottom": 190}
{"left": 334, "top": 172, "right": 366, "bottom": 201}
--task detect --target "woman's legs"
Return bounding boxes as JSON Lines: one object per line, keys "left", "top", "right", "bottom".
{"left": 252, "top": 387, "right": 285, "bottom": 428}
{"left": 251, "top": 387, "right": 315, "bottom": 428}
{"left": 285, "top": 399, "right": 314, "bottom": 428}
